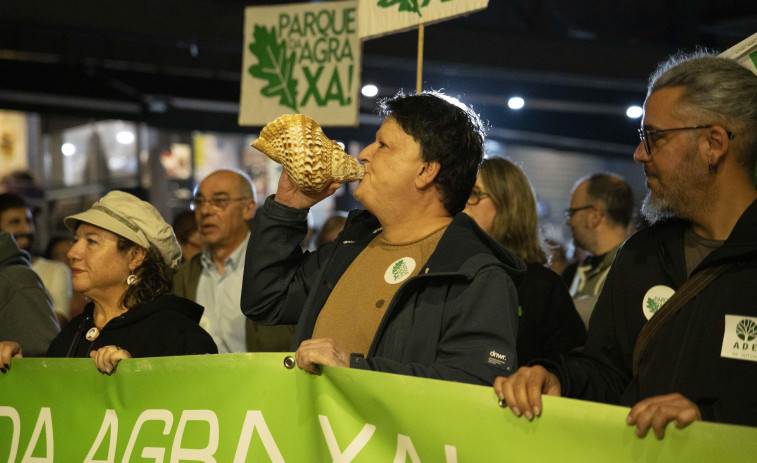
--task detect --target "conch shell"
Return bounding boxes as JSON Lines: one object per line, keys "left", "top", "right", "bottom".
{"left": 251, "top": 114, "right": 364, "bottom": 193}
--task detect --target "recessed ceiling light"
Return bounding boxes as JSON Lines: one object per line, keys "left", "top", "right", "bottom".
{"left": 361, "top": 84, "right": 379, "bottom": 97}
{"left": 116, "top": 130, "right": 135, "bottom": 144}
{"left": 508, "top": 97, "right": 525, "bottom": 110}
{"left": 626, "top": 105, "right": 643, "bottom": 118}
{"left": 61, "top": 143, "right": 76, "bottom": 156}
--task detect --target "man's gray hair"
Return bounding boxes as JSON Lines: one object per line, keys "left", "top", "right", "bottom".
{"left": 649, "top": 50, "right": 757, "bottom": 173}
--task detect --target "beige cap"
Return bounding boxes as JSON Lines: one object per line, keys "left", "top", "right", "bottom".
{"left": 64, "top": 191, "right": 181, "bottom": 269}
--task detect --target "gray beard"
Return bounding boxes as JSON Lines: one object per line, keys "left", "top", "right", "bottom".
{"left": 640, "top": 189, "right": 675, "bottom": 224}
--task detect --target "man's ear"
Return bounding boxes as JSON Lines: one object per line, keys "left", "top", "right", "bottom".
{"left": 130, "top": 246, "right": 147, "bottom": 271}
{"left": 588, "top": 206, "right": 604, "bottom": 228}
{"left": 416, "top": 161, "right": 441, "bottom": 190}
{"left": 243, "top": 199, "right": 256, "bottom": 221}
{"left": 705, "top": 125, "right": 731, "bottom": 169}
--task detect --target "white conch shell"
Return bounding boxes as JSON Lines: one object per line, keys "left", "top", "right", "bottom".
{"left": 251, "top": 114, "right": 364, "bottom": 193}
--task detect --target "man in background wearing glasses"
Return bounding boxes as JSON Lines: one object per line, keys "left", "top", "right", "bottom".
{"left": 496, "top": 53, "right": 757, "bottom": 438}
{"left": 173, "top": 169, "right": 294, "bottom": 353}
{"left": 564, "top": 173, "right": 634, "bottom": 328}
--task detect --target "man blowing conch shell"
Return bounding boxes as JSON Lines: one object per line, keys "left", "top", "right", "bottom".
{"left": 242, "top": 92, "right": 525, "bottom": 385}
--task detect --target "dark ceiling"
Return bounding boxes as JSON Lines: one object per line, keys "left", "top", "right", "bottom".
{"left": 2, "top": 0, "right": 757, "bottom": 157}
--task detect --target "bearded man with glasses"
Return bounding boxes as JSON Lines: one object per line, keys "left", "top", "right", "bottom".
{"left": 496, "top": 52, "right": 757, "bottom": 439}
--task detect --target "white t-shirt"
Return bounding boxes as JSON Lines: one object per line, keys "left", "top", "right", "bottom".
{"left": 31, "top": 256, "right": 72, "bottom": 319}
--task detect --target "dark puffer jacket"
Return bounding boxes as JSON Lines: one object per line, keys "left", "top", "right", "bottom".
{"left": 546, "top": 200, "right": 757, "bottom": 426}
{"left": 242, "top": 197, "right": 526, "bottom": 386}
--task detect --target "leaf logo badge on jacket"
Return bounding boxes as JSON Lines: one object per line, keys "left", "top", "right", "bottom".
{"left": 642, "top": 285, "right": 675, "bottom": 320}
{"left": 384, "top": 257, "right": 415, "bottom": 285}
{"left": 721, "top": 315, "right": 757, "bottom": 362}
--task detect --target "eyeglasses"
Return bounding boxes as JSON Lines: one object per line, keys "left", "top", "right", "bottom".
{"left": 190, "top": 196, "right": 250, "bottom": 211}
{"left": 564, "top": 205, "right": 594, "bottom": 219}
{"left": 637, "top": 125, "right": 735, "bottom": 155}
{"left": 467, "top": 187, "right": 490, "bottom": 205}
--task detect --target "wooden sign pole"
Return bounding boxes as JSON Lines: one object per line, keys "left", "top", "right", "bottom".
{"left": 416, "top": 23, "right": 424, "bottom": 94}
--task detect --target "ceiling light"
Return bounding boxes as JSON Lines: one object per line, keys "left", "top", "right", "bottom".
{"left": 361, "top": 84, "right": 379, "bottom": 97}
{"left": 116, "top": 130, "right": 135, "bottom": 144}
{"left": 508, "top": 97, "right": 525, "bottom": 110}
{"left": 626, "top": 105, "right": 643, "bottom": 118}
{"left": 61, "top": 143, "right": 76, "bottom": 156}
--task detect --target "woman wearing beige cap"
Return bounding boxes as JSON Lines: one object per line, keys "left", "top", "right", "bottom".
{"left": 0, "top": 191, "right": 217, "bottom": 374}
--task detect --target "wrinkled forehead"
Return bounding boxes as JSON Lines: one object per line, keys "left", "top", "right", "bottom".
{"left": 643, "top": 87, "right": 686, "bottom": 126}
{"left": 196, "top": 172, "right": 243, "bottom": 197}
{"left": 74, "top": 222, "right": 121, "bottom": 241}
{"left": 570, "top": 180, "right": 589, "bottom": 203}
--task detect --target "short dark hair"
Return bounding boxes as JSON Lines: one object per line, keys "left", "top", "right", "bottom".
{"left": 0, "top": 193, "right": 28, "bottom": 220}
{"left": 379, "top": 91, "right": 485, "bottom": 215}
{"left": 584, "top": 174, "right": 634, "bottom": 228}
{"left": 172, "top": 210, "right": 197, "bottom": 245}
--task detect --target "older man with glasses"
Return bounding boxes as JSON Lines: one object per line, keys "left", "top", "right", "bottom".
{"left": 173, "top": 169, "right": 294, "bottom": 353}
{"left": 496, "top": 52, "right": 757, "bottom": 439}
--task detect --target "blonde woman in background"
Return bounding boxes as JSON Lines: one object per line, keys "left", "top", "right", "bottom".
{"left": 464, "top": 157, "right": 586, "bottom": 363}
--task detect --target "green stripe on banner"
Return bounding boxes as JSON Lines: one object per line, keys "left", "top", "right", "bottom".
{"left": 1, "top": 353, "right": 756, "bottom": 461}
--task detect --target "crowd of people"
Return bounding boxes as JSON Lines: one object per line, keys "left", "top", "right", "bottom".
{"left": 1, "top": 50, "right": 756, "bottom": 441}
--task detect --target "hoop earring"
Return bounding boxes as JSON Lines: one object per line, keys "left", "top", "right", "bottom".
{"left": 126, "top": 274, "right": 137, "bottom": 286}
{"left": 708, "top": 158, "right": 717, "bottom": 173}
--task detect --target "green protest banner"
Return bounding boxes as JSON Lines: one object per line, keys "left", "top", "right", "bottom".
{"left": 358, "top": 0, "right": 488, "bottom": 40}
{"left": 1, "top": 353, "right": 756, "bottom": 462}
{"left": 239, "top": 1, "right": 360, "bottom": 127}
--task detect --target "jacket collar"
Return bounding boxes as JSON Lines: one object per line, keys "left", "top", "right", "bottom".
{"left": 337, "top": 209, "right": 526, "bottom": 284}
{"left": 651, "top": 198, "right": 757, "bottom": 283}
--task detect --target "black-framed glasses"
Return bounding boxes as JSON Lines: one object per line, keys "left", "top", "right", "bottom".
{"left": 467, "top": 187, "right": 490, "bottom": 205}
{"left": 637, "top": 125, "right": 735, "bottom": 155}
{"left": 190, "top": 196, "right": 251, "bottom": 211}
{"left": 564, "top": 205, "right": 594, "bottom": 219}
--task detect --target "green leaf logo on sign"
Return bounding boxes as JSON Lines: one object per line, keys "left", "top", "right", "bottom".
{"left": 377, "top": 0, "right": 453, "bottom": 17}
{"left": 248, "top": 25, "right": 298, "bottom": 112}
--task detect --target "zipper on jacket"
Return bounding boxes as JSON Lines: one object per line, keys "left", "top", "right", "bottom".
{"left": 365, "top": 262, "right": 507, "bottom": 356}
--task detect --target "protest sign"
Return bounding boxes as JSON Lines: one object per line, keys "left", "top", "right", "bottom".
{"left": 240, "top": 1, "right": 360, "bottom": 127}
{"left": 720, "top": 31, "right": 757, "bottom": 75}
{"left": 358, "top": 0, "right": 488, "bottom": 40}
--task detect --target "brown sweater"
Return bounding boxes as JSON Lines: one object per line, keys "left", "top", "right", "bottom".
{"left": 312, "top": 226, "right": 446, "bottom": 355}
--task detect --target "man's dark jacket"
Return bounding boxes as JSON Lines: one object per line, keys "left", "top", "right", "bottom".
{"left": 241, "top": 196, "right": 526, "bottom": 386}
{"left": 547, "top": 200, "right": 757, "bottom": 426}
{"left": 0, "top": 232, "right": 59, "bottom": 356}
